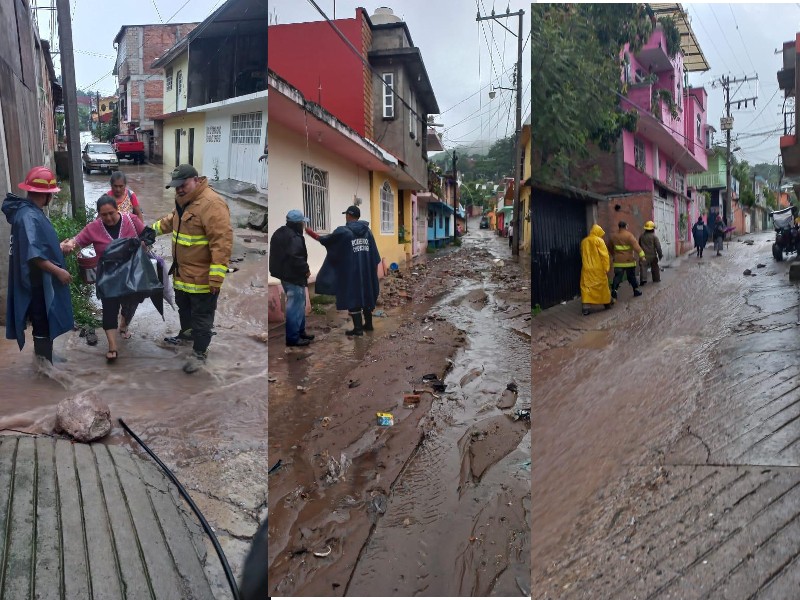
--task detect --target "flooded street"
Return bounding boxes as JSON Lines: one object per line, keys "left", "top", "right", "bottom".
{"left": 0, "top": 162, "right": 267, "bottom": 598}
{"left": 268, "top": 220, "right": 531, "bottom": 596}
{"left": 533, "top": 232, "right": 800, "bottom": 598}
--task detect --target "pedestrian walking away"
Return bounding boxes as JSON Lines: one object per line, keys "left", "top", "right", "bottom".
{"left": 269, "top": 209, "right": 314, "bottom": 347}
{"left": 508, "top": 220, "right": 514, "bottom": 248}
{"left": 713, "top": 214, "right": 725, "bottom": 256}
{"left": 607, "top": 220, "right": 646, "bottom": 299}
{"left": 692, "top": 216, "right": 709, "bottom": 258}
{"left": 2, "top": 166, "right": 73, "bottom": 364}
{"left": 306, "top": 205, "right": 381, "bottom": 336}
{"left": 108, "top": 170, "right": 144, "bottom": 222}
{"left": 580, "top": 224, "right": 613, "bottom": 315}
{"left": 151, "top": 164, "right": 233, "bottom": 373}
{"left": 638, "top": 221, "right": 663, "bottom": 284}
{"left": 61, "top": 195, "right": 147, "bottom": 362}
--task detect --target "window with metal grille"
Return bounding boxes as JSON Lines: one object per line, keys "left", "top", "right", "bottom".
{"left": 176, "top": 70, "right": 183, "bottom": 108}
{"left": 231, "top": 111, "right": 262, "bottom": 144}
{"left": 634, "top": 138, "right": 646, "bottom": 172}
{"left": 382, "top": 73, "right": 394, "bottom": 119}
{"left": 231, "top": 112, "right": 263, "bottom": 145}
{"left": 302, "top": 163, "right": 329, "bottom": 233}
{"left": 166, "top": 67, "right": 173, "bottom": 92}
{"left": 380, "top": 181, "right": 394, "bottom": 234}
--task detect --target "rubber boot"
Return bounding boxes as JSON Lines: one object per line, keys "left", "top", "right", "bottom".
{"left": 346, "top": 312, "right": 364, "bottom": 336}
{"left": 362, "top": 309, "right": 374, "bottom": 331}
{"left": 33, "top": 336, "right": 53, "bottom": 364}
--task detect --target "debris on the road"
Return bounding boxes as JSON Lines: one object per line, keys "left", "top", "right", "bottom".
{"left": 513, "top": 408, "right": 531, "bottom": 422}
{"left": 250, "top": 280, "right": 265, "bottom": 288}
{"left": 370, "top": 492, "right": 388, "bottom": 515}
{"left": 743, "top": 269, "right": 752, "bottom": 276}
{"left": 460, "top": 366, "right": 484, "bottom": 387}
{"left": 320, "top": 416, "right": 331, "bottom": 428}
{"left": 757, "top": 263, "right": 766, "bottom": 268}
{"left": 250, "top": 332, "right": 269, "bottom": 344}
{"left": 268, "top": 459, "right": 283, "bottom": 475}
{"left": 403, "top": 393, "right": 420, "bottom": 408}
{"left": 55, "top": 391, "right": 111, "bottom": 442}
{"left": 268, "top": 376, "right": 277, "bottom": 383}
{"left": 348, "top": 379, "right": 361, "bottom": 388}
{"left": 497, "top": 384, "right": 518, "bottom": 409}
{"left": 324, "top": 452, "right": 351, "bottom": 485}
{"left": 376, "top": 412, "right": 394, "bottom": 426}
{"left": 246, "top": 211, "right": 267, "bottom": 231}
{"left": 296, "top": 385, "right": 308, "bottom": 393}
{"left": 374, "top": 309, "right": 387, "bottom": 317}
{"left": 313, "top": 545, "right": 332, "bottom": 558}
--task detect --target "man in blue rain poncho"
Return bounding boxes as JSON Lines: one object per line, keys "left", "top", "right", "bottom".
{"left": 2, "top": 166, "right": 74, "bottom": 363}
{"left": 305, "top": 205, "right": 381, "bottom": 336}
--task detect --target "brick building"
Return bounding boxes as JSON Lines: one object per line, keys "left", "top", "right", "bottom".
{"left": 113, "top": 23, "right": 198, "bottom": 161}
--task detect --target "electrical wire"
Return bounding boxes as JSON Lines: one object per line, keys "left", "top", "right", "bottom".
{"left": 740, "top": 87, "right": 780, "bottom": 131}
{"left": 119, "top": 418, "right": 241, "bottom": 600}
{"left": 709, "top": 5, "right": 749, "bottom": 77}
{"left": 728, "top": 4, "right": 758, "bottom": 75}
{"left": 687, "top": 5, "right": 733, "bottom": 76}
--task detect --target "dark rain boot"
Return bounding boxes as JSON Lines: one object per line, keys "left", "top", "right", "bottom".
{"left": 33, "top": 336, "right": 53, "bottom": 364}
{"left": 362, "top": 309, "right": 374, "bottom": 332}
{"left": 345, "top": 312, "right": 364, "bottom": 336}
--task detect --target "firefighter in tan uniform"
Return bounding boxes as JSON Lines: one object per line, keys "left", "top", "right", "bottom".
{"left": 152, "top": 164, "right": 233, "bottom": 373}
{"left": 607, "top": 220, "right": 646, "bottom": 301}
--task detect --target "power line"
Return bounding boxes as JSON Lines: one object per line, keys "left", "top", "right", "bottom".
{"left": 151, "top": 0, "right": 164, "bottom": 23}
{"left": 728, "top": 4, "right": 757, "bottom": 75}
{"left": 687, "top": 5, "right": 733, "bottom": 76}
{"left": 740, "top": 87, "right": 780, "bottom": 131}
{"left": 708, "top": 5, "right": 749, "bottom": 77}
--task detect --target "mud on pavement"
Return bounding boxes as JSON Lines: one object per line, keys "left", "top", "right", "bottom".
{"left": 533, "top": 232, "right": 800, "bottom": 599}
{"left": 0, "top": 165, "right": 267, "bottom": 599}
{"left": 268, "top": 225, "right": 531, "bottom": 596}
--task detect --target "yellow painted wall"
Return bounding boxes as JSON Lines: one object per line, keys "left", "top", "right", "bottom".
{"left": 521, "top": 123, "right": 532, "bottom": 252}
{"left": 369, "top": 174, "right": 406, "bottom": 268}
{"left": 161, "top": 54, "right": 189, "bottom": 115}
{"left": 163, "top": 112, "right": 206, "bottom": 170}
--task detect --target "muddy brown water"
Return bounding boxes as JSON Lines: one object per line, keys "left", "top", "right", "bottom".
{"left": 532, "top": 233, "right": 775, "bottom": 591}
{"left": 268, "top": 223, "right": 530, "bottom": 596}
{"left": 0, "top": 163, "right": 267, "bottom": 597}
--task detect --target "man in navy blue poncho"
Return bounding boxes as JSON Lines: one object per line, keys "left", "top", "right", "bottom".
{"left": 306, "top": 205, "right": 381, "bottom": 336}
{"left": 2, "top": 166, "right": 74, "bottom": 363}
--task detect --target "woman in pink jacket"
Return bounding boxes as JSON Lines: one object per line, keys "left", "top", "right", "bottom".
{"left": 62, "top": 195, "right": 144, "bottom": 362}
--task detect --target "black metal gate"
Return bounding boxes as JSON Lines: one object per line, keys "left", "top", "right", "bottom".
{"left": 531, "top": 189, "right": 589, "bottom": 309}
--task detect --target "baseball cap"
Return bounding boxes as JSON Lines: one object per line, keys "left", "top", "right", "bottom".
{"left": 343, "top": 205, "right": 360, "bottom": 218}
{"left": 286, "top": 209, "right": 310, "bottom": 223}
{"left": 166, "top": 164, "right": 199, "bottom": 189}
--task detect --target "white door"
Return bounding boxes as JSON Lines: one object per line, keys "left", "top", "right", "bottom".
{"left": 745, "top": 212, "right": 751, "bottom": 234}
{"left": 654, "top": 196, "right": 676, "bottom": 260}
{"left": 229, "top": 111, "right": 264, "bottom": 186}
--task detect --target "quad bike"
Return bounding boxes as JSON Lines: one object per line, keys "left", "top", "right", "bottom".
{"left": 771, "top": 206, "right": 800, "bottom": 262}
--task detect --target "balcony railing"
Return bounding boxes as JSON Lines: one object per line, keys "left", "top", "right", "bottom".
{"left": 687, "top": 171, "right": 739, "bottom": 192}
{"left": 785, "top": 110, "right": 795, "bottom": 136}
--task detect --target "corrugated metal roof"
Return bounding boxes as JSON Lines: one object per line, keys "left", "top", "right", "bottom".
{"left": 649, "top": 3, "right": 710, "bottom": 72}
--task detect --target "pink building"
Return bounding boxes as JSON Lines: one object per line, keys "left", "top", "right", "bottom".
{"left": 597, "top": 17, "right": 710, "bottom": 260}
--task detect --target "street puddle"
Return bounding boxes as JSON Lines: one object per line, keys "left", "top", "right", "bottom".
{"left": 571, "top": 329, "right": 613, "bottom": 350}
{"left": 346, "top": 242, "right": 531, "bottom": 596}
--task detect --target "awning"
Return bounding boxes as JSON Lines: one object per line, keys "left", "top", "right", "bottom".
{"left": 428, "top": 201, "right": 454, "bottom": 214}
{"left": 497, "top": 206, "right": 514, "bottom": 215}
{"left": 648, "top": 4, "right": 711, "bottom": 72}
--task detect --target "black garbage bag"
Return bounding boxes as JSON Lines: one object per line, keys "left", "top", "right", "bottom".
{"left": 96, "top": 237, "right": 164, "bottom": 317}
{"left": 138, "top": 225, "right": 157, "bottom": 247}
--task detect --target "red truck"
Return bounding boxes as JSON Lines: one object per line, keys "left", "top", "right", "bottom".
{"left": 113, "top": 134, "right": 146, "bottom": 164}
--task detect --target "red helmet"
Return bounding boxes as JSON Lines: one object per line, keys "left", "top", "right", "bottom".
{"left": 18, "top": 166, "right": 60, "bottom": 194}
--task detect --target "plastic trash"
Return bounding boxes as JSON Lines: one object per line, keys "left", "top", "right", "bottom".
{"left": 376, "top": 412, "right": 394, "bottom": 426}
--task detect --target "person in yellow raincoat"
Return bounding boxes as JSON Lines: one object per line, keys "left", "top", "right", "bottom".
{"left": 580, "top": 224, "right": 614, "bottom": 316}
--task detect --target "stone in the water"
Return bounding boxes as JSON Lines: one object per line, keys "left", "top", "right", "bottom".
{"left": 55, "top": 391, "right": 112, "bottom": 442}
{"left": 497, "top": 387, "right": 518, "bottom": 409}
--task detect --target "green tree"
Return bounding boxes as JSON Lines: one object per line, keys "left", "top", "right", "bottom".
{"left": 532, "top": 4, "right": 655, "bottom": 187}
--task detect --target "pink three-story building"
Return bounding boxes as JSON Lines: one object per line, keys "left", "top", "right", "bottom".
{"left": 596, "top": 18, "right": 710, "bottom": 260}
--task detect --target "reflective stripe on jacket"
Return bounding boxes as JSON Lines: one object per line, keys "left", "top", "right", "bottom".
{"left": 607, "top": 229, "right": 645, "bottom": 268}
{"left": 152, "top": 177, "right": 232, "bottom": 293}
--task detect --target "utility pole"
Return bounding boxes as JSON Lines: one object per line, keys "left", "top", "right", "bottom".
{"left": 452, "top": 150, "right": 458, "bottom": 240}
{"left": 56, "top": 0, "right": 84, "bottom": 217}
{"left": 716, "top": 74, "right": 758, "bottom": 226}
{"left": 477, "top": 7, "right": 525, "bottom": 257}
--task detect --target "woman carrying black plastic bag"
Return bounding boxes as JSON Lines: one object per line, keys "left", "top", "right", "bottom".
{"left": 62, "top": 195, "right": 155, "bottom": 362}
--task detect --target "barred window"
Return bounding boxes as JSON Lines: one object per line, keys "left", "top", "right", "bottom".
{"left": 634, "top": 138, "right": 646, "bottom": 172}
{"left": 166, "top": 67, "right": 173, "bottom": 92}
{"left": 302, "top": 163, "right": 329, "bottom": 233}
{"left": 206, "top": 125, "right": 221, "bottom": 143}
{"left": 380, "top": 181, "right": 394, "bottom": 234}
{"left": 231, "top": 112, "right": 263, "bottom": 144}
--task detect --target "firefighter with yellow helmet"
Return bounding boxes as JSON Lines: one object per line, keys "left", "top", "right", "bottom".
{"left": 638, "top": 220, "right": 664, "bottom": 284}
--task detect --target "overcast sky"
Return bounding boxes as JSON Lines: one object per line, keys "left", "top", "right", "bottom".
{"left": 268, "top": 0, "right": 531, "bottom": 152}
{"left": 32, "top": 0, "right": 226, "bottom": 96}
{"left": 685, "top": 3, "right": 798, "bottom": 169}
{"left": 34, "top": 1, "right": 528, "bottom": 151}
